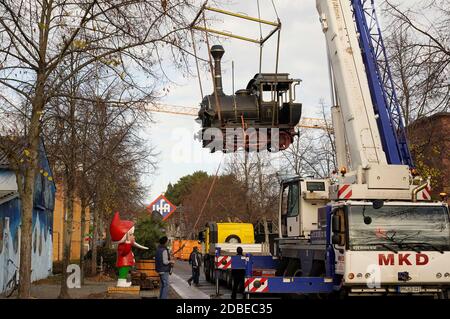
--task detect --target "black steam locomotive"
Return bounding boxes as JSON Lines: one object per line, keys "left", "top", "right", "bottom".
{"left": 196, "top": 45, "right": 302, "bottom": 152}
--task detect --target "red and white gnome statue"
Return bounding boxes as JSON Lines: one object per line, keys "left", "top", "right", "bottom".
{"left": 109, "top": 212, "right": 148, "bottom": 287}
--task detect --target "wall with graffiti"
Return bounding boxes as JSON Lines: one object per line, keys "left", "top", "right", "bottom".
{"left": 0, "top": 140, "right": 55, "bottom": 294}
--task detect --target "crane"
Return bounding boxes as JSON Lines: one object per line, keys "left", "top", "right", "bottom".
{"left": 145, "top": 103, "right": 330, "bottom": 131}
{"left": 202, "top": 0, "right": 450, "bottom": 298}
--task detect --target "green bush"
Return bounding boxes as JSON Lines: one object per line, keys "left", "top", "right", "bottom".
{"left": 97, "top": 246, "right": 117, "bottom": 271}
{"left": 133, "top": 214, "right": 165, "bottom": 260}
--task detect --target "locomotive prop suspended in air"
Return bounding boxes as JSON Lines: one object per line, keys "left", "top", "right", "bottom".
{"left": 196, "top": 45, "right": 302, "bottom": 153}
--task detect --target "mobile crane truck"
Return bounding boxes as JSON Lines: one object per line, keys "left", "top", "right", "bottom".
{"left": 241, "top": 0, "right": 450, "bottom": 298}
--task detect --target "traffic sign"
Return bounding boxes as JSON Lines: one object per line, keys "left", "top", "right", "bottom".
{"left": 147, "top": 194, "right": 177, "bottom": 221}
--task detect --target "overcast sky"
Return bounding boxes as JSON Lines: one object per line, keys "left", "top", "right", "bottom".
{"left": 142, "top": 0, "right": 394, "bottom": 204}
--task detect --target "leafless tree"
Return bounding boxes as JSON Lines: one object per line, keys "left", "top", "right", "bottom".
{"left": 224, "top": 151, "right": 279, "bottom": 229}
{"left": 43, "top": 61, "right": 156, "bottom": 297}
{"left": 0, "top": 0, "right": 195, "bottom": 297}
{"left": 383, "top": 0, "right": 449, "bottom": 126}
{"left": 280, "top": 104, "right": 336, "bottom": 179}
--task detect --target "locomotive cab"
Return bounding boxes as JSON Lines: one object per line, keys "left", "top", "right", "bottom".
{"left": 197, "top": 45, "right": 302, "bottom": 153}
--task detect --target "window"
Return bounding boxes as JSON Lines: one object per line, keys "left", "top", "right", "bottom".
{"left": 306, "top": 181, "right": 325, "bottom": 192}
{"left": 348, "top": 205, "right": 450, "bottom": 251}
{"left": 281, "top": 186, "right": 289, "bottom": 216}
{"left": 286, "top": 183, "right": 300, "bottom": 217}
{"left": 262, "top": 90, "right": 274, "bottom": 102}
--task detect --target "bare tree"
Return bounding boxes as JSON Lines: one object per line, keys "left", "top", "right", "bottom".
{"left": 384, "top": 0, "right": 449, "bottom": 125}
{"left": 224, "top": 151, "right": 279, "bottom": 226}
{"left": 280, "top": 103, "right": 336, "bottom": 179}
{"left": 0, "top": 0, "right": 194, "bottom": 297}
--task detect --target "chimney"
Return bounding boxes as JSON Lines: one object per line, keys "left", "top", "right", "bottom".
{"left": 210, "top": 45, "right": 225, "bottom": 95}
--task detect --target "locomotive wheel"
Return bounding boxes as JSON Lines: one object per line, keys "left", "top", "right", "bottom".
{"left": 278, "top": 131, "right": 293, "bottom": 150}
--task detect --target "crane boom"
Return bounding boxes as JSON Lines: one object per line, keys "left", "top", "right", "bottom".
{"left": 352, "top": 0, "right": 413, "bottom": 167}
{"left": 145, "top": 103, "right": 330, "bottom": 131}
{"left": 317, "top": 0, "right": 417, "bottom": 198}
{"left": 317, "top": 0, "right": 387, "bottom": 169}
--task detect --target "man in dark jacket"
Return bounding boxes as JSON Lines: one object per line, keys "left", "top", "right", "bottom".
{"left": 231, "top": 246, "right": 245, "bottom": 299}
{"left": 187, "top": 246, "right": 202, "bottom": 286}
{"left": 155, "top": 236, "right": 174, "bottom": 299}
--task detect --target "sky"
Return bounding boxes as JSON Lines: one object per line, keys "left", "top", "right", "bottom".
{"left": 142, "top": 0, "right": 403, "bottom": 204}
{"left": 142, "top": 0, "right": 333, "bottom": 204}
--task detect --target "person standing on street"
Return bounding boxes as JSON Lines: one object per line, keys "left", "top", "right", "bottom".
{"left": 231, "top": 246, "right": 245, "bottom": 299}
{"left": 155, "top": 236, "right": 174, "bottom": 299}
{"left": 187, "top": 246, "right": 202, "bottom": 286}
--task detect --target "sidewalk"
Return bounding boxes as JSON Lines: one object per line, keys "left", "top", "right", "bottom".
{"left": 1, "top": 274, "right": 179, "bottom": 299}
{"left": 170, "top": 273, "right": 210, "bottom": 299}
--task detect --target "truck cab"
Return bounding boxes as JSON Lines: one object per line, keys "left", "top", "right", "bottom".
{"left": 275, "top": 176, "right": 450, "bottom": 296}
{"left": 330, "top": 201, "right": 450, "bottom": 296}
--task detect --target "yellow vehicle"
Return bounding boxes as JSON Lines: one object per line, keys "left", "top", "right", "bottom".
{"left": 202, "top": 222, "right": 255, "bottom": 255}
{"left": 199, "top": 222, "right": 265, "bottom": 285}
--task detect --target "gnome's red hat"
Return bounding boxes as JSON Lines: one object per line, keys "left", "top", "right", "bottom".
{"left": 110, "top": 212, "right": 134, "bottom": 242}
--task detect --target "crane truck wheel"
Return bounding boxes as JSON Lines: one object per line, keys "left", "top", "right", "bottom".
{"left": 209, "top": 262, "right": 215, "bottom": 282}
{"left": 309, "top": 260, "right": 326, "bottom": 277}
{"left": 275, "top": 257, "right": 289, "bottom": 276}
{"left": 285, "top": 258, "right": 302, "bottom": 277}
{"left": 204, "top": 259, "right": 211, "bottom": 282}
{"left": 225, "top": 235, "right": 241, "bottom": 243}
{"left": 226, "top": 271, "right": 233, "bottom": 289}
{"left": 437, "top": 289, "right": 449, "bottom": 300}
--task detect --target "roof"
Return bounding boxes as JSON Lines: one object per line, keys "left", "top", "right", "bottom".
{"left": 0, "top": 170, "right": 18, "bottom": 205}
{"left": 409, "top": 112, "right": 450, "bottom": 128}
{"left": 0, "top": 191, "right": 18, "bottom": 206}
{"left": 0, "top": 136, "right": 26, "bottom": 169}
{"left": 0, "top": 151, "right": 8, "bottom": 168}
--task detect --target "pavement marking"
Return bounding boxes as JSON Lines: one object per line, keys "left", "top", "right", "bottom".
{"left": 170, "top": 273, "right": 210, "bottom": 299}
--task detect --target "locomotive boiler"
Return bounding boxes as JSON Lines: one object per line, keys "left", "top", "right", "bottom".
{"left": 197, "top": 45, "right": 302, "bottom": 152}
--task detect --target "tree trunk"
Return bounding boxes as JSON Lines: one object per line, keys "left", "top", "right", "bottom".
{"left": 18, "top": 81, "right": 46, "bottom": 299}
{"left": 79, "top": 200, "right": 86, "bottom": 285}
{"left": 17, "top": 173, "right": 35, "bottom": 299}
{"left": 104, "top": 213, "right": 112, "bottom": 249}
{"left": 262, "top": 217, "right": 270, "bottom": 244}
{"left": 91, "top": 205, "right": 98, "bottom": 276}
{"left": 58, "top": 176, "right": 75, "bottom": 299}
{"left": 58, "top": 91, "right": 77, "bottom": 299}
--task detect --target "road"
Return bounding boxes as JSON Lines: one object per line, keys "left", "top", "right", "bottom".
{"left": 171, "top": 260, "right": 241, "bottom": 299}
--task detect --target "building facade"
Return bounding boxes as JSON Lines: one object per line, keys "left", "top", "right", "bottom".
{"left": 52, "top": 188, "right": 90, "bottom": 261}
{"left": 408, "top": 112, "right": 450, "bottom": 201}
{"left": 0, "top": 140, "right": 55, "bottom": 294}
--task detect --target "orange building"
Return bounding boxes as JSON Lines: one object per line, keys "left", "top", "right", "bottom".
{"left": 52, "top": 187, "right": 90, "bottom": 261}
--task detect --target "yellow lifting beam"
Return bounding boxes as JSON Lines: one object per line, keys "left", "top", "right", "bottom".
{"left": 190, "top": 4, "right": 281, "bottom": 45}
{"left": 204, "top": 6, "right": 279, "bottom": 27}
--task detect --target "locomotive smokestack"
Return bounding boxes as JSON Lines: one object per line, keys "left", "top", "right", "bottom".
{"left": 211, "top": 45, "right": 225, "bottom": 95}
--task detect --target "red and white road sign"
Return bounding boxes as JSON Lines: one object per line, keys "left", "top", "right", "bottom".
{"left": 215, "top": 256, "right": 232, "bottom": 269}
{"left": 245, "top": 277, "right": 269, "bottom": 293}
